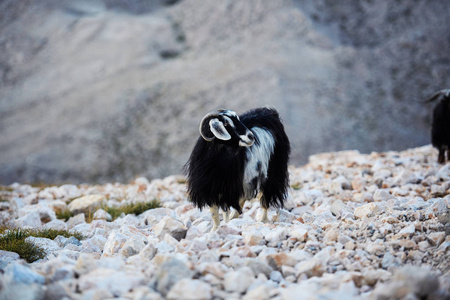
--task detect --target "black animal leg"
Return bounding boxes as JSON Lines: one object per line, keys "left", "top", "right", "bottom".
{"left": 438, "top": 147, "right": 445, "bottom": 164}
{"left": 230, "top": 198, "right": 246, "bottom": 220}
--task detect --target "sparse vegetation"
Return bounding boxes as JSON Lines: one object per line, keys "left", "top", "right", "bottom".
{"left": 56, "top": 199, "right": 161, "bottom": 222}
{"left": 104, "top": 200, "right": 161, "bottom": 220}
{"left": 56, "top": 209, "right": 73, "bottom": 221}
{"left": 0, "top": 228, "right": 84, "bottom": 263}
{"left": 0, "top": 185, "right": 13, "bottom": 202}
{"left": 0, "top": 229, "right": 45, "bottom": 263}
{"left": 0, "top": 186, "right": 14, "bottom": 192}
{"left": 291, "top": 182, "right": 302, "bottom": 190}
{"left": 27, "top": 228, "right": 84, "bottom": 240}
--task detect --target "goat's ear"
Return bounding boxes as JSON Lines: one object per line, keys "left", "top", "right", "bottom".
{"left": 209, "top": 118, "right": 231, "bottom": 140}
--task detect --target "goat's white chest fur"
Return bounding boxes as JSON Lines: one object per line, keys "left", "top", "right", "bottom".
{"left": 243, "top": 127, "right": 275, "bottom": 199}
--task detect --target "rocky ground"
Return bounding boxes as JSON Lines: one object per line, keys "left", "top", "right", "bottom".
{"left": 0, "top": 145, "right": 449, "bottom": 299}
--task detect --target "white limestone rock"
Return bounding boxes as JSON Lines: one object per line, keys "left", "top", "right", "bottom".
{"left": 68, "top": 195, "right": 106, "bottom": 214}
{"left": 152, "top": 216, "right": 187, "bottom": 241}
{"left": 66, "top": 213, "right": 86, "bottom": 229}
{"left": 167, "top": 279, "right": 212, "bottom": 300}
{"left": 77, "top": 268, "right": 146, "bottom": 297}
{"left": 354, "top": 202, "right": 387, "bottom": 219}
{"left": 44, "top": 219, "right": 68, "bottom": 231}
{"left": 25, "top": 236, "right": 61, "bottom": 254}
{"left": 155, "top": 257, "right": 194, "bottom": 296}
{"left": 242, "top": 227, "right": 265, "bottom": 246}
{"left": 223, "top": 266, "right": 255, "bottom": 294}
{"left": 93, "top": 209, "right": 112, "bottom": 221}
{"left": 0, "top": 251, "right": 20, "bottom": 271}
{"left": 101, "top": 231, "right": 128, "bottom": 258}
{"left": 14, "top": 212, "right": 42, "bottom": 228}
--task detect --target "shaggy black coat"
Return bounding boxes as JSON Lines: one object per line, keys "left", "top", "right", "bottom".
{"left": 184, "top": 107, "right": 291, "bottom": 213}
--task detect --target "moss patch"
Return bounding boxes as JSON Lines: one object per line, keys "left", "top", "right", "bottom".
{"left": 104, "top": 199, "right": 161, "bottom": 220}
{"left": 56, "top": 209, "right": 73, "bottom": 222}
{"left": 0, "top": 186, "right": 14, "bottom": 192}
{"left": 291, "top": 182, "right": 303, "bottom": 190}
{"left": 0, "top": 228, "right": 84, "bottom": 263}
{"left": 56, "top": 199, "right": 162, "bottom": 222}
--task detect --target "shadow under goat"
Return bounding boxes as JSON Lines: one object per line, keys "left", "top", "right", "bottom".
{"left": 184, "top": 107, "right": 291, "bottom": 231}
{"left": 426, "top": 89, "right": 450, "bottom": 164}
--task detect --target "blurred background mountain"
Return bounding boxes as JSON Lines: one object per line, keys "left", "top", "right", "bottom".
{"left": 1, "top": 0, "right": 449, "bottom": 184}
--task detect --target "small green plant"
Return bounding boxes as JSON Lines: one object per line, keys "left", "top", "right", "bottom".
{"left": 291, "top": 182, "right": 302, "bottom": 190}
{"left": 0, "top": 185, "right": 13, "bottom": 202}
{"left": 0, "top": 229, "right": 45, "bottom": 263}
{"left": 0, "top": 228, "right": 84, "bottom": 263}
{"left": 103, "top": 205, "right": 121, "bottom": 220}
{"left": 27, "top": 228, "right": 84, "bottom": 241}
{"left": 56, "top": 209, "right": 73, "bottom": 221}
{"left": 103, "top": 199, "right": 161, "bottom": 221}
{"left": 0, "top": 186, "right": 14, "bottom": 192}
{"left": 56, "top": 200, "right": 161, "bottom": 223}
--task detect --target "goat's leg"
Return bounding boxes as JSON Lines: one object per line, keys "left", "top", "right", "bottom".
{"left": 210, "top": 205, "right": 220, "bottom": 232}
{"left": 259, "top": 207, "right": 269, "bottom": 223}
{"left": 438, "top": 147, "right": 445, "bottom": 164}
{"left": 229, "top": 198, "right": 246, "bottom": 220}
{"left": 223, "top": 209, "right": 230, "bottom": 223}
{"left": 257, "top": 193, "right": 269, "bottom": 223}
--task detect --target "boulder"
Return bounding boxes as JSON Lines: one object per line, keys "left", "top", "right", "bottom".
{"left": 167, "top": 279, "right": 212, "bottom": 300}
{"left": 152, "top": 216, "right": 187, "bottom": 241}
{"left": 68, "top": 195, "right": 106, "bottom": 214}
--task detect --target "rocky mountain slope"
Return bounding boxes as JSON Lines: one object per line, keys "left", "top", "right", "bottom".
{"left": 1, "top": 0, "right": 450, "bottom": 184}
{"left": 0, "top": 145, "right": 449, "bottom": 299}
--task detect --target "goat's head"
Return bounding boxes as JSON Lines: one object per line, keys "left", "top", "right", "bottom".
{"left": 199, "top": 109, "right": 255, "bottom": 147}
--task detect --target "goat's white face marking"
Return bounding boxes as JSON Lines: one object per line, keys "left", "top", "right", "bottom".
{"left": 220, "top": 110, "right": 239, "bottom": 120}
{"left": 219, "top": 110, "right": 254, "bottom": 146}
{"left": 209, "top": 118, "right": 231, "bottom": 140}
{"left": 222, "top": 116, "right": 235, "bottom": 128}
{"left": 239, "top": 133, "right": 254, "bottom": 147}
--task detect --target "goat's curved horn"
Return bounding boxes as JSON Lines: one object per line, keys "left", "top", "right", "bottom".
{"left": 425, "top": 89, "right": 450, "bottom": 103}
{"left": 199, "top": 111, "right": 220, "bottom": 141}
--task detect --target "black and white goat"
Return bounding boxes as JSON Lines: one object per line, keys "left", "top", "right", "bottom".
{"left": 184, "top": 107, "right": 291, "bottom": 231}
{"left": 426, "top": 89, "right": 450, "bottom": 163}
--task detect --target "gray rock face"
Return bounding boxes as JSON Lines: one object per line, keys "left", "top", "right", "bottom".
{"left": 0, "top": 250, "right": 20, "bottom": 271}
{"left": 1, "top": 0, "right": 449, "bottom": 184}
{"left": 155, "top": 257, "right": 194, "bottom": 296}
{"left": 167, "top": 278, "right": 212, "bottom": 300}
{"left": 3, "top": 263, "right": 45, "bottom": 285}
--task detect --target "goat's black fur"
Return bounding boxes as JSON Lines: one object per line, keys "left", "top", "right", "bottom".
{"left": 427, "top": 89, "right": 450, "bottom": 163}
{"left": 184, "top": 107, "right": 291, "bottom": 214}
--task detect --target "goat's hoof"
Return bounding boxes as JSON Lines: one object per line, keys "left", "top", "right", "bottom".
{"left": 259, "top": 216, "right": 269, "bottom": 223}
{"left": 229, "top": 212, "right": 240, "bottom": 220}
{"left": 223, "top": 215, "right": 230, "bottom": 223}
